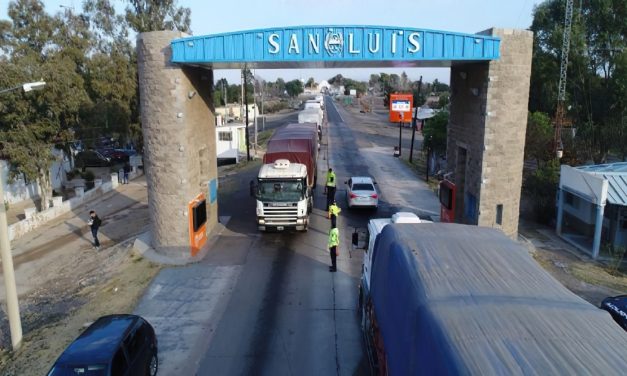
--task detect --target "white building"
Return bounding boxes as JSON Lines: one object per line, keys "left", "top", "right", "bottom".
{"left": 214, "top": 103, "right": 258, "bottom": 122}
{"left": 216, "top": 123, "right": 246, "bottom": 165}
{"left": 557, "top": 163, "right": 627, "bottom": 259}
{"left": 2, "top": 148, "right": 72, "bottom": 205}
{"left": 318, "top": 80, "right": 331, "bottom": 93}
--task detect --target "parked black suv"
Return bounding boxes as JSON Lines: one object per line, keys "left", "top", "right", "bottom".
{"left": 47, "top": 314, "right": 158, "bottom": 376}
{"left": 75, "top": 150, "right": 112, "bottom": 168}
{"left": 600, "top": 295, "right": 627, "bottom": 332}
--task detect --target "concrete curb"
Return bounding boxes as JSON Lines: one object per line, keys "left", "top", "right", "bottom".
{"left": 132, "top": 220, "right": 228, "bottom": 265}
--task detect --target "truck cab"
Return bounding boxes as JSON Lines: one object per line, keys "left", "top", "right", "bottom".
{"left": 256, "top": 159, "right": 311, "bottom": 232}
{"left": 361, "top": 213, "right": 424, "bottom": 302}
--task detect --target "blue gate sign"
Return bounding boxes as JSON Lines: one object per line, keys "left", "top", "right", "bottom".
{"left": 171, "top": 25, "right": 500, "bottom": 69}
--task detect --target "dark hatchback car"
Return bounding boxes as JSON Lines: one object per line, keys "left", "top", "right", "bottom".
{"left": 47, "top": 314, "right": 158, "bottom": 376}
{"left": 75, "top": 150, "right": 112, "bottom": 168}
{"left": 600, "top": 295, "right": 627, "bottom": 332}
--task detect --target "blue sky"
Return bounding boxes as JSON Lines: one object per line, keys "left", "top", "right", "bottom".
{"left": 3, "top": 0, "right": 544, "bottom": 84}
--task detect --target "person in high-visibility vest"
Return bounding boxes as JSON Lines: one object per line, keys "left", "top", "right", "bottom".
{"left": 328, "top": 201, "right": 341, "bottom": 228}
{"left": 325, "top": 168, "right": 337, "bottom": 210}
{"left": 328, "top": 224, "right": 339, "bottom": 272}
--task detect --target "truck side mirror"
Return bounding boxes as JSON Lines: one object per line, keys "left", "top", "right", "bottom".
{"left": 250, "top": 180, "right": 258, "bottom": 198}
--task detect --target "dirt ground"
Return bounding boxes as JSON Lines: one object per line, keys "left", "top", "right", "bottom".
{"left": 0, "top": 237, "right": 162, "bottom": 375}
{"left": 521, "top": 226, "right": 627, "bottom": 306}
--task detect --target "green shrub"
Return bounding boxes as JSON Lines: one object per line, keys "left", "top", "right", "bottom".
{"left": 604, "top": 244, "right": 626, "bottom": 276}
{"left": 66, "top": 168, "right": 81, "bottom": 180}
{"left": 264, "top": 101, "right": 289, "bottom": 114}
{"left": 522, "top": 160, "right": 559, "bottom": 224}
{"left": 81, "top": 170, "right": 95, "bottom": 181}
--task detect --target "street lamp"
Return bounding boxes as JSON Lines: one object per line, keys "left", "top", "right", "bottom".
{"left": 0, "top": 80, "right": 46, "bottom": 349}
{"left": 0, "top": 81, "right": 46, "bottom": 95}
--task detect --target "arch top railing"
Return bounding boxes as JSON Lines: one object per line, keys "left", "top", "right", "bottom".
{"left": 171, "top": 25, "right": 500, "bottom": 69}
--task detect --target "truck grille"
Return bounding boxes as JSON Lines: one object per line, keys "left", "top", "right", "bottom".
{"left": 263, "top": 205, "right": 299, "bottom": 225}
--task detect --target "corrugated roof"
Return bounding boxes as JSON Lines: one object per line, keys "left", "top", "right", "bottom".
{"left": 370, "top": 223, "right": 627, "bottom": 375}
{"left": 576, "top": 162, "right": 627, "bottom": 206}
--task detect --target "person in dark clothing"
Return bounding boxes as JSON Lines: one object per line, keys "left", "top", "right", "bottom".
{"left": 123, "top": 162, "right": 131, "bottom": 184}
{"left": 88, "top": 210, "right": 102, "bottom": 249}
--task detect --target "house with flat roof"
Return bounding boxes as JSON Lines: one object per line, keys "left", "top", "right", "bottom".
{"left": 556, "top": 163, "right": 627, "bottom": 258}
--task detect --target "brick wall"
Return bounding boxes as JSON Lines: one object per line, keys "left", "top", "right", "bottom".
{"left": 447, "top": 28, "right": 533, "bottom": 238}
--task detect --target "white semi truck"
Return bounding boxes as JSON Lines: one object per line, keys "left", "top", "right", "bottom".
{"left": 298, "top": 108, "right": 323, "bottom": 141}
{"left": 255, "top": 159, "right": 312, "bottom": 231}
{"left": 302, "top": 102, "right": 324, "bottom": 121}
{"left": 360, "top": 212, "right": 425, "bottom": 296}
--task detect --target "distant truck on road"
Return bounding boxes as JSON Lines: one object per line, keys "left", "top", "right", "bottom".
{"left": 298, "top": 109, "right": 322, "bottom": 141}
{"left": 255, "top": 125, "right": 318, "bottom": 231}
{"left": 360, "top": 223, "right": 627, "bottom": 375}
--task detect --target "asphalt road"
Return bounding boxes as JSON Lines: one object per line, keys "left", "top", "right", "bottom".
{"left": 195, "top": 97, "right": 373, "bottom": 375}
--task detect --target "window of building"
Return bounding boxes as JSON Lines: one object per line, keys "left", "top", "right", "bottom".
{"left": 565, "top": 191, "right": 574, "bottom": 205}
{"left": 496, "top": 204, "right": 503, "bottom": 225}
{"left": 564, "top": 191, "right": 580, "bottom": 209}
{"left": 219, "top": 131, "right": 232, "bottom": 141}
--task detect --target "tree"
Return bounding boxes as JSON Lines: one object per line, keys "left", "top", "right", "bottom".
{"left": 529, "top": 0, "right": 627, "bottom": 163}
{"left": 1, "top": 0, "right": 143, "bottom": 209}
{"left": 305, "top": 77, "right": 315, "bottom": 88}
{"left": 343, "top": 79, "right": 368, "bottom": 95}
{"left": 273, "top": 78, "right": 286, "bottom": 96}
{"left": 437, "top": 93, "right": 450, "bottom": 109}
{"left": 369, "top": 74, "right": 380, "bottom": 90}
{"left": 400, "top": 71, "right": 409, "bottom": 90}
{"left": 125, "top": 0, "right": 191, "bottom": 33}
{"left": 1, "top": 1, "right": 88, "bottom": 209}
{"left": 422, "top": 111, "right": 448, "bottom": 154}
{"left": 328, "top": 74, "right": 344, "bottom": 86}
{"left": 524, "top": 112, "right": 554, "bottom": 166}
{"left": 431, "top": 79, "right": 450, "bottom": 93}
{"left": 285, "top": 79, "right": 303, "bottom": 97}
{"left": 523, "top": 160, "right": 560, "bottom": 224}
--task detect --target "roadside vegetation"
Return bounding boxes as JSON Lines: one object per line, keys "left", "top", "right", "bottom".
{"left": 522, "top": 0, "right": 627, "bottom": 225}
{"left": 1, "top": 0, "right": 186, "bottom": 208}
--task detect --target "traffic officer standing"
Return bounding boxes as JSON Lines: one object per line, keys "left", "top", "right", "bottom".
{"left": 328, "top": 224, "right": 339, "bottom": 272}
{"left": 325, "top": 168, "right": 337, "bottom": 209}
{"left": 328, "top": 200, "right": 341, "bottom": 228}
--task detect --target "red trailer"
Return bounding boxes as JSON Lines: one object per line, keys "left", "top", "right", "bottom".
{"left": 264, "top": 125, "right": 318, "bottom": 188}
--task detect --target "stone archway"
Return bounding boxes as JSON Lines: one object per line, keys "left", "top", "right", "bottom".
{"left": 137, "top": 27, "right": 532, "bottom": 259}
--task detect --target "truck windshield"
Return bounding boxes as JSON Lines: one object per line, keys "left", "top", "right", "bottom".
{"left": 258, "top": 180, "right": 304, "bottom": 202}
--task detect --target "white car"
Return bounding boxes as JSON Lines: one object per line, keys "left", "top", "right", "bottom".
{"left": 345, "top": 176, "right": 378, "bottom": 209}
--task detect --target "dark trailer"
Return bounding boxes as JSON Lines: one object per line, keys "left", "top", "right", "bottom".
{"left": 365, "top": 223, "right": 627, "bottom": 375}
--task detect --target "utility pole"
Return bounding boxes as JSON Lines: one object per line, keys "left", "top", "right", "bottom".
{"left": 0, "top": 81, "right": 46, "bottom": 350}
{"left": 0, "top": 176, "right": 21, "bottom": 349}
{"left": 409, "top": 76, "right": 423, "bottom": 163}
{"left": 243, "top": 68, "right": 250, "bottom": 161}
{"left": 261, "top": 82, "right": 266, "bottom": 131}
{"left": 240, "top": 70, "right": 245, "bottom": 121}
{"left": 222, "top": 80, "right": 227, "bottom": 123}
{"left": 253, "top": 69, "right": 258, "bottom": 152}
